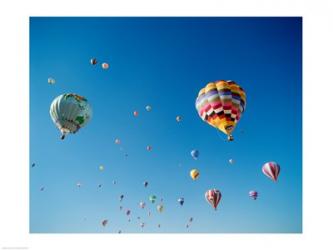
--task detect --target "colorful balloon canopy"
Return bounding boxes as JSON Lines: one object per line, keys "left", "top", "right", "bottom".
{"left": 149, "top": 195, "right": 157, "bottom": 203}
{"left": 146, "top": 145, "right": 152, "bottom": 151}
{"left": 48, "top": 77, "right": 56, "bottom": 85}
{"left": 146, "top": 105, "right": 152, "bottom": 112}
{"left": 143, "top": 181, "right": 148, "bottom": 187}
{"left": 139, "top": 201, "right": 146, "bottom": 209}
{"left": 157, "top": 204, "right": 164, "bottom": 213}
{"left": 195, "top": 80, "right": 246, "bottom": 141}
{"left": 205, "top": 189, "right": 222, "bottom": 210}
{"left": 101, "top": 62, "right": 109, "bottom": 69}
{"left": 178, "top": 197, "right": 185, "bottom": 206}
{"left": 50, "top": 93, "right": 92, "bottom": 140}
{"left": 119, "top": 194, "right": 124, "bottom": 201}
{"left": 190, "top": 169, "right": 200, "bottom": 180}
{"left": 191, "top": 149, "right": 199, "bottom": 160}
{"left": 133, "top": 111, "right": 139, "bottom": 117}
{"left": 115, "top": 138, "right": 121, "bottom": 144}
{"left": 262, "top": 162, "right": 280, "bottom": 181}
{"left": 249, "top": 190, "right": 258, "bottom": 200}
{"left": 102, "top": 219, "right": 108, "bottom": 227}
{"left": 176, "top": 115, "right": 182, "bottom": 122}
{"left": 90, "top": 58, "right": 97, "bottom": 65}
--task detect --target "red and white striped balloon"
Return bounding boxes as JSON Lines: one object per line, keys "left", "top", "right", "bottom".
{"left": 249, "top": 190, "right": 258, "bottom": 200}
{"left": 262, "top": 162, "right": 280, "bottom": 181}
{"left": 205, "top": 189, "right": 222, "bottom": 210}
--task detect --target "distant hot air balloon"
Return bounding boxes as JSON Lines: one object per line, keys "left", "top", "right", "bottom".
{"left": 113, "top": 180, "right": 117, "bottom": 185}
{"left": 191, "top": 149, "right": 199, "bottom": 160}
{"left": 178, "top": 197, "right": 185, "bottom": 206}
{"left": 90, "top": 58, "right": 97, "bottom": 65}
{"left": 48, "top": 77, "right": 56, "bottom": 85}
{"left": 115, "top": 138, "right": 121, "bottom": 144}
{"left": 176, "top": 115, "right": 182, "bottom": 122}
{"left": 40, "top": 186, "right": 45, "bottom": 191}
{"left": 143, "top": 181, "right": 148, "bottom": 188}
{"left": 229, "top": 159, "right": 234, "bottom": 164}
{"left": 119, "top": 206, "right": 123, "bottom": 210}
{"left": 262, "top": 162, "right": 280, "bottom": 182}
{"left": 189, "top": 217, "right": 193, "bottom": 223}
{"left": 249, "top": 190, "right": 258, "bottom": 200}
{"left": 31, "top": 163, "right": 36, "bottom": 168}
{"left": 190, "top": 169, "right": 200, "bottom": 180}
{"left": 133, "top": 111, "right": 139, "bottom": 117}
{"left": 157, "top": 204, "right": 164, "bottom": 213}
{"left": 119, "top": 194, "right": 124, "bottom": 202}
{"left": 98, "top": 184, "right": 102, "bottom": 188}
{"left": 158, "top": 224, "right": 161, "bottom": 228}
{"left": 102, "top": 219, "right": 108, "bottom": 227}
{"left": 118, "top": 230, "right": 122, "bottom": 234}
{"left": 146, "top": 105, "right": 152, "bottom": 112}
{"left": 99, "top": 165, "right": 104, "bottom": 171}
{"left": 195, "top": 80, "right": 246, "bottom": 141}
{"left": 205, "top": 189, "right": 222, "bottom": 210}
{"left": 146, "top": 145, "right": 152, "bottom": 151}
{"left": 50, "top": 93, "right": 92, "bottom": 140}
{"left": 139, "top": 201, "right": 146, "bottom": 209}
{"left": 126, "top": 209, "right": 131, "bottom": 216}
{"left": 101, "top": 62, "right": 109, "bottom": 69}
{"left": 76, "top": 182, "right": 81, "bottom": 188}
{"left": 149, "top": 195, "right": 157, "bottom": 203}
{"left": 140, "top": 222, "right": 145, "bottom": 228}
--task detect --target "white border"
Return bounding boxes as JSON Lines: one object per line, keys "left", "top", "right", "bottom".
{"left": 1, "top": 0, "right": 333, "bottom": 249}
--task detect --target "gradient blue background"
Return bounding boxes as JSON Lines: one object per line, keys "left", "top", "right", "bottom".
{"left": 30, "top": 17, "right": 302, "bottom": 233}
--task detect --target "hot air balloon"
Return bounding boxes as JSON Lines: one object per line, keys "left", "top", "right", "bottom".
{"left": 262, "top": 162, "right": 280, "bottom": 182}
{"left": 149, "top": 195, "right": 157, "bottom": 203}
{"left": 189, "top": 217, "right": 193, "bottom": 223}
{"left": 90, "top": 58, "right": 97, "bottom": 65}
{"left": 115, "top": 138, "right": 121, "bottom": 144}
{"left": 98, "top": 184, "right": 102, "bottom": 188}
{"left": 102, "top": 219, "right": 108, "bottom": 227}
{"left": 101, "top": 62, "right": 109, "bottom": 69}
{"left": 119, "top": 194, "right": 124, "bottom": 202}
{"left": 50, "top": 93, "right": 92, "bottom": 140}
{"left": 140, "top": 222, "right": 145, "bottom": 228}
{"left": 176, "top": 115, "right": 182, "bottom": 122}
{"left": 146, "top": 105, "right": 152, "bottom": 112}
{"left": 113, "top": 180, "right": 117, "bottom": 185}
{"left": 195, "top": 80, "right": 246, "bottom": 141}
{"left": 229, "top": 159, "right": 234, "bottom": 164}
{"left": 139, "top": 201, "right": 146, "bottom": 209}
{"left": 205, "top": 189, "right": 222, "bottom": 210}
{"left": 126, "top": 209, "right": 131, "bottom": 216}
{"left": 99, "top": 165, "right": 104, "bottom": 171}
{"left": 118, "top": 230, "right": 122, "bottom": 234}
{"left": 119, "top": 206, "right": 123, "bottom": 210}
{"left": 48, "top": 77, "right": 56, "bottom": 85}
{"left": 249, "top": 190, "right": 258, "bottom": 200}
{"left": 76, "top": 182, "right": 81, "bottom": 188}
{"left": 31, "top": 163, "right": 36, "bottom": 168}
{"left": 157, "top": 204, "right": 164, "bottom": 213}
{"left": 158, "top": 224, "right": 161, "bottom": 228}
{"left": 40, "top": 186, "right": 45, "bottom": 191}
{"left": 190, "top": 169, "right": 200, "bottom": 180}
{"left": 133, "top": 111, "right": 139, "bottom": 117}
{"left": 178, "top": 197, "right": 185, "bottom": 206}
{"left": 191, "top": 149, "right": 199, "bottom": 160}
{"left": 146, "top": 145, "right": 152, "bottom": 151}
{"left": 143, "top": 181, "right": 148, "bottom": 188}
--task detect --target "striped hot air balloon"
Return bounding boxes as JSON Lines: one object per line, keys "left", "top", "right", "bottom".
{"left": 195, "top": 80, "right": 246, "bottom": 141}
{"left": 262, "top": 162, "right": 280, "bottom": 182}
{"left": 249, "top": 190, "right": 258, "bottom": 200}
{"left": 205, "top": 189, "right": 222, "bottom": 210}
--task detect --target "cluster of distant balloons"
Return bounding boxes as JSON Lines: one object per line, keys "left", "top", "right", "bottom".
{"left": 44, "top": 61, "right": 283, "bottom": 228}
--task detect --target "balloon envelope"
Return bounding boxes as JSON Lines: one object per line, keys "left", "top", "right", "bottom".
{"left": 149, "top": 195, "right": 157, "bottom": 203}
{"left": 190, "top": 169, "right": 200, "bottom": 180}
{"left": 195, "top": 80, "right": 246, "bottom": 140}
{"left": 101, "top": 62, "right": 109, "bottom": 69}
{"left": 262, "top": 162, "right": 280, "bottom": 181}
{"left": 191, "top": 149, "right": 199, "bottom": 160}
{"left": 205, "top": 189, "right": 222, "bottom": 210}
{"left": 50, "top": 93, "right": 92, "bottom": 139}
{"left": 249, "top": 190, "right": 258, "bottom": 200}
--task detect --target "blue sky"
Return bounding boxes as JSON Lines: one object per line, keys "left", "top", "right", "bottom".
{"left": 30, "top": 17, "right": 302, "bottom": 233}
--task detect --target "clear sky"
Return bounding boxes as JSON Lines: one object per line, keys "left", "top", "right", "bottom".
{"left": 30, "top": 17, "right": 302, "bottom": 233}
